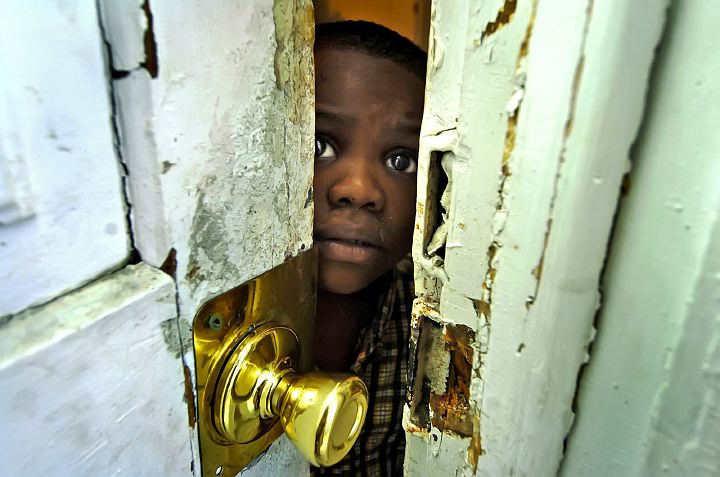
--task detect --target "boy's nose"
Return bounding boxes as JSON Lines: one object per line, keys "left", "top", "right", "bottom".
{"left": 328, "top": 162, "right": 384, "bottom": 212}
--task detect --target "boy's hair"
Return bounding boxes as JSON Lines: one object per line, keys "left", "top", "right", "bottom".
{"left": 315, "top": 20, "right": 427, "bottom": 80}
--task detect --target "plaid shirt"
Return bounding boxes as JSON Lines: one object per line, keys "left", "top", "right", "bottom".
{"left": 311, "top": 267, "right": 413, "bottom": 476}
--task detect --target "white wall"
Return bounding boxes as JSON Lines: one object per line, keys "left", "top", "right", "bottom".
{"left": 561, "top": 1, "right": 720, "bottom": 475}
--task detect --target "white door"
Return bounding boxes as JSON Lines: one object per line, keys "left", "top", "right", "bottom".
{"left": 1, "top": 1, "right": 314, "bottom": 476}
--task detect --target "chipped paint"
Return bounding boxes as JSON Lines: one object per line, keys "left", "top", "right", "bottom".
{"left": 140, "top": 0, "right": 158, "bottom": 78}
{"left": 467, "top": 414, "right": 484, "bottom": 472}
{"left": 429, "top": 324, "right": 475, "bottom": 437}
{"left": 182, "top": 0, "right": 315, "bottom": 296}
{"left": 183, "top": 364, "right": 196, "bottom": 429}
{"left": 479, "top": 0, "right": 537, "bottom": 320}
{"left": 273, "top": 0, "right": 314, "bottom": 124}
{"left": 481, "top": 0, "right": 518, "bottom": 40}
{"left": 159, "top": 247, "right": 177, "bottom": 277}
{"left": 471, "top": 299, "right": 491, "bottom": 320}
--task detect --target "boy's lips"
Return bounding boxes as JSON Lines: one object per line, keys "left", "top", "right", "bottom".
{"left": 314, "top": 223, "right": 385, "bottom": 264}
{"left": 315, "top": 239, "right": 382, "bottom": 264}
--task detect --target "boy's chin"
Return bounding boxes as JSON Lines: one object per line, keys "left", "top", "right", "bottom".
{"left": 317, "top": 265, "right": 382, "bottom": 296}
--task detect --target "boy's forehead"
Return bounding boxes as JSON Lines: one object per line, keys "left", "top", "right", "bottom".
{"left": 315, "top": 48, "right": 424, "bottom": 112}
{"left": 315, "top": 47, "right": 420, "bottom": 80}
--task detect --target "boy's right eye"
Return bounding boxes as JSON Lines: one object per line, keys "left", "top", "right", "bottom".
{"left": 315, "top": 137, "right": 337, "bottom": 161}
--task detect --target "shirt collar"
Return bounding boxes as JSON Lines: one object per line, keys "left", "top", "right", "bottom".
{"left": 350, "top": 269, "right": 399, "bottom": 374}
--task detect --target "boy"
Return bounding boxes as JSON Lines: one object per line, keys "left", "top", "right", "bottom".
{"left": 311, "top": 21, "right": 426, "bottom": 476}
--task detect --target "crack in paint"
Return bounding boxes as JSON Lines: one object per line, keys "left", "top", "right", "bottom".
{"left": 95, "top": 0, "right": 141, "bottom": 266}
{"left": 527, "top": 0, "right": 594, "bottom": 311}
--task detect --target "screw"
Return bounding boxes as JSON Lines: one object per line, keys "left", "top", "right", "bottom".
{"left": 208, "top": 313, "right": 224, "bottom": 331}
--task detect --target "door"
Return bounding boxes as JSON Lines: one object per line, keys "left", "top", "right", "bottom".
{"left": 1, "top": 1, "right": 314, "bottom": 476}
{"left": 404, "top": 0, "right": 663, "bottom": 474}
{"left": 405, "top": 1, "right": 719, "bottom": 476}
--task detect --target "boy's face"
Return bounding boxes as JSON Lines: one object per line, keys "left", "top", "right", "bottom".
{"left": 313, "top": 48, "right": 424, "bottom": 295}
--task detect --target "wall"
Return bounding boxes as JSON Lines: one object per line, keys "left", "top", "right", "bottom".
{"left": 314, "top": 0, "right": 430, "bottom": 50}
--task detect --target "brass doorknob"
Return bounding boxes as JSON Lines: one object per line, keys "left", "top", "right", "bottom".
{"left": 211, "top": 324, "right": 368, "bottom": 467}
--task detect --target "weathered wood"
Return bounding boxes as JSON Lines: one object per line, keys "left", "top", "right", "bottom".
{"left": 0, "top": 264, "right": 191, "bottom": 476}
{"left": 407, "top": 0, "right": 665, "bottom": 475}
{"left": 561, "top": 1, "right": 720, "bottom": 474}
{"left": 0, "top": 2, "right": 129, "bottom": 317}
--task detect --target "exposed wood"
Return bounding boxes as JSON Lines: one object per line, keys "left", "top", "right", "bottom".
{"left": 0, "top": 2, "right": 129, "bottom": 317}
{"left": 561, "top": 1, "right": 720, "bottom": 474}
{"left": 407, "top": 0, "right": 666, "bottom": 475}
{"left": 0, "top": 264, "right": 191, "bottom": 476}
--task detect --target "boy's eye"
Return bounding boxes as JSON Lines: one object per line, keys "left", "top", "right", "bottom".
{"left": 385, "top": 152, "right": 417, "bottom": 174}
{"left": 315, "top": 137, "right": 336, "bottom": 160}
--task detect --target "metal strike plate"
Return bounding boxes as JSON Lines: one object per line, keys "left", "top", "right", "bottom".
{"left": 193, "top": 250, "right": 317, "bottom": 477}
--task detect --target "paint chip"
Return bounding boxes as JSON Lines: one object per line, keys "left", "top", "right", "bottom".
{"left": 481, "top": 0, "right": 518, "bottom": 40}
{"left": 428, "top": 324, "right": 475, "bottom": 437}
{"left": 183, "top": 365, "right": 196, "bottom": 428}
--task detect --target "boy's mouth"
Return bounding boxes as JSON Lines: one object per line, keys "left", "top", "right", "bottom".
{"left": 314, "top": 222, "right": 385, "bottom": 264}
{"left": 314, "top": 223, "right": 384, "bottom": 248}
{"left": 322, "top": 238, "right": 377, "bottom": 247}
{"left": 315, "top": 238, "right": 381, "bottom": 264}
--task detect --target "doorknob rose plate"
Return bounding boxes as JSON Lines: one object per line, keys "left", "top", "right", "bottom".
{"left": 192, "top": 249, "right": 369, "bottom": 475}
